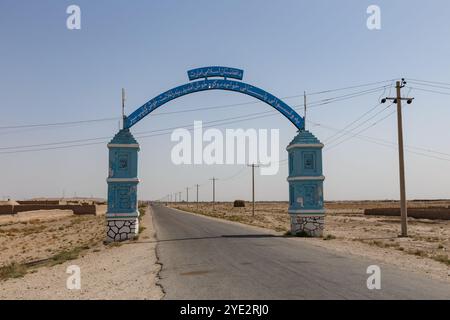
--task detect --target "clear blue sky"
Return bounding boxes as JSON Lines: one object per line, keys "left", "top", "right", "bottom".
{"left": 1, "top": 0, "right": 449, "bottom": 201}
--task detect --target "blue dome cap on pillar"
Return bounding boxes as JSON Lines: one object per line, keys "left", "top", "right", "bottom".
{"left": 286, "top": 130, "right": 325, "bottom": 237}
{"left": 105, "top": 128, "right": 140, "bottom": 242}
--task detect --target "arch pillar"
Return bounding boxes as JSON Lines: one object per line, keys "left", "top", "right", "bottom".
{"left": 287, "top": 130, "right": 325, "bottom": 237}
{"left": 105, "top": 128, "right": 140, "bottom": 242}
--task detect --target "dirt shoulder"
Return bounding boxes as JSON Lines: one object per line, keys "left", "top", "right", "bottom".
{"left": 169, "top": 202, "right": 450, "bottom": 283}
{"left": 0, "top": 207, "right": 163, "bottom": 300}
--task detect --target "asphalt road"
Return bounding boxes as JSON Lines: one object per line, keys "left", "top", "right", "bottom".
{"left": 151, "top": 204, "right": 450, "bottom": 300}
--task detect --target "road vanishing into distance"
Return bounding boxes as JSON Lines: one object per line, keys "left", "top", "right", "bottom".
{"left": 151, "top": 205, "right": 450, "bottom": 300}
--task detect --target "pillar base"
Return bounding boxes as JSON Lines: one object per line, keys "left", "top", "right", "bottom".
{"left": 290, "top": 214, "right": 324, "bottom": 237}
{"left": 106, "top": 218, "right": 139, "bottom": 242}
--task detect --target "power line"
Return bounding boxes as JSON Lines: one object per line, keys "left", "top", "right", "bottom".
{"left": 0, "top": 84, "right": 391, "bottom": 153}
{"left": 308, "top": 118, "right": 450, "bottom": 163}
{"left": 325, "top": 109, "right": 397, "bottom": 151}
{"left": 406, "top": 78, "right": 450, "bottom": 88}
{"left": 407, "top": 81, "right": 450, "bottom": 91}
{"left": 406, "top": 86, "right": 450, "bottom": 96}
{"left": 322, "top": 102, "right": 382, "bottom": 144}
{"left": 320, "top": 74, "right": 393, "bottom": 145}
{"left": 325, "top": 103, "right": 394, "bottom": 146}
{"left": 0, "top": 81, "right": 392, "bottom": 131}
{"left": 307, "top": 79, "right": 395, "bottom": 95}
{"left": 0, "top": 117, "right": 120, "bottom": 130}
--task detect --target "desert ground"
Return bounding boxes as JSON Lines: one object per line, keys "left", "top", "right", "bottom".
{"left": 1, "top": 199, "right": 448, "bottom": 299}
{"left": 0, "top": 206, "right": 162, "bottom": 299}
{"left": 169, "top": 201, "right": 450, "bottom": 283}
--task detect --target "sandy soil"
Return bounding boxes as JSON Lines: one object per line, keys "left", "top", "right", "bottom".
{"left": 0, "top": 211, "right": 105, "bottom": 267}
{"left": 0, "top": 207, "right": 163, "bottom": 300}
{"left": 170, "top": 201, "right": 450, "bottom": 283}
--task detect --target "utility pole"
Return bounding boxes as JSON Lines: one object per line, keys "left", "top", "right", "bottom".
{"left": 247, "top": 163, "right": 260, "bottom": 216}
{"left": 381, "top": 79, "right": 414, "bottom": 237}
{"left": 195, "top": 184, "right": 200, "bottom": 209}
{"left": 186, "top": 187, "right": 190, "bottom": 203}
{"left": 209, "top": 177, "right": 218, "bottom": 210}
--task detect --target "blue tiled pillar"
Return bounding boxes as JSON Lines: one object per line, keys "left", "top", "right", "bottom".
{"left": 106, "top": 129, "right": 140, "bottom": 242}
{"left": 287, "top": 130, "right": 325, "bottom": 237}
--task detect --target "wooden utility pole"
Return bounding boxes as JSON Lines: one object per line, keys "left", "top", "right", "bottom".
{"left": 210, "top": 178, "right": 218, "bottom": 210}
{"left": 396, "top": 81, "right": 408, "bottom": 237}
{"left": 247, "top": 163, "right": 260, "bottom": 216}
{"left": 381, "top": 79, "right": 414, "bottom": 237}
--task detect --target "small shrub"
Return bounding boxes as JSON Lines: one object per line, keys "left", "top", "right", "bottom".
{"left": 411, "top": 249, "right": 427, "bottom": 257}
{"left": 432, "top": 254, "right": 450, "bottom": 266}
{"left": 49, "top": 247, "right": 83, "bottom": 266}
{"left": 0, "top": 262, "right": 27, "bottom": 280}
{"left": 295, "top": 230, "right": 311, "bottom": 238}
{"left": 233, "top": 200, "right": 245, "bottom": 208}
{"left": 323, "top": 234, "right": 336, "bottom": 241}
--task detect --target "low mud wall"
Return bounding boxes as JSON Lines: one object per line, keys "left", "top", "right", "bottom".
{"left": 0, "top": 204, "right": 106, "bottom": 216}
{"left": 0, "top": 206, "right": 14, "bottom": 215}
{"left": 17, "top": 200, "right": 61, "bottom": 205}
{"left": 364, "top": 208, "right": 450, "bottom": 220}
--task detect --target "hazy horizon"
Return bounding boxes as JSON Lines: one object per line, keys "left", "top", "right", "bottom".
{"left": 1, "top": 0, "right": 450, "bottom": 202}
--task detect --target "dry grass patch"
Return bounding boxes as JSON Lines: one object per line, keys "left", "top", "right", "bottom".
{"left": 0, "top": 263, "right": 27, "bottom": 280}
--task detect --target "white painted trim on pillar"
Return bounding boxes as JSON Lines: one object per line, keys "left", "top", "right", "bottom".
{"left": 107, "top": 143, "right": 140, "bottom": 149}
{"left": 106, "top": 212, "right": 139, "bottom": 219}
{"left": 287, "top": 143, "right": 324, "bottom": 150}
{"left": 288, "top": 209, "right": 326, "bottom": 214}
{"left": 107, "top": 178, "right": 140, "bottom": 183}
{"left": 287, "top": 176, "right": 325, "bottom": 181}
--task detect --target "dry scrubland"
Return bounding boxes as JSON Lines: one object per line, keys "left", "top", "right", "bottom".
{"left": 0, "top": 207, "right": 162, "bottom": 299}
{"left": 170, "top": 201, "right": 450, "bottom": 282}
{"left": 0, "top": 211, "right": 105, "bottom": 273}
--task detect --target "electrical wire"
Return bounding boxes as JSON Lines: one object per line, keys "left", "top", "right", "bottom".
{"left": 325, "top": 103, "right": 394, "bottom": 146}
{"left": 325, "top": 108, "right": 397, "bottom": 151}
{"left": 0, "top": 81, "right": 393, "bottom": 131}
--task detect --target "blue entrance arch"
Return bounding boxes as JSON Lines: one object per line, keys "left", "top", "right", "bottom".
{"left": 105, "top": 67, "right": 325, "bottom": 242}
{"left": 124, "top": 67, "right": 304, "bottom": 130}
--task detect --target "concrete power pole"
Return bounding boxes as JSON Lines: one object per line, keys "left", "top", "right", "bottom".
{"left": 196, "top": 184, "right": 200, "bottom": 209}
{"left": 209, "top": 177, "right": 218, "bottom": 210}
{"left": 381, "top": 79, "right": 414, "bottom": 237}
{"left": 247, "top": 163, "right": 260, "bottom": 216}
{"left": 186, "top": 187, "right": 190, "bottom": 204}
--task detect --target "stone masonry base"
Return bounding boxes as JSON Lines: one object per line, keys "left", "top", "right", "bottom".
{"left": 290, "top": 214, "right": 324, "bottom": 237}
{"left": 106, "top": 218, "right": 139, "bottom": 242}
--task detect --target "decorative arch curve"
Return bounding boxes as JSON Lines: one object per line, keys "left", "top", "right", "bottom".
{"left": 105, "top": 67, "right": 325, "bottom": 243}
{"left": 124, "top": 67, "right": 304, "bottom": 130}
